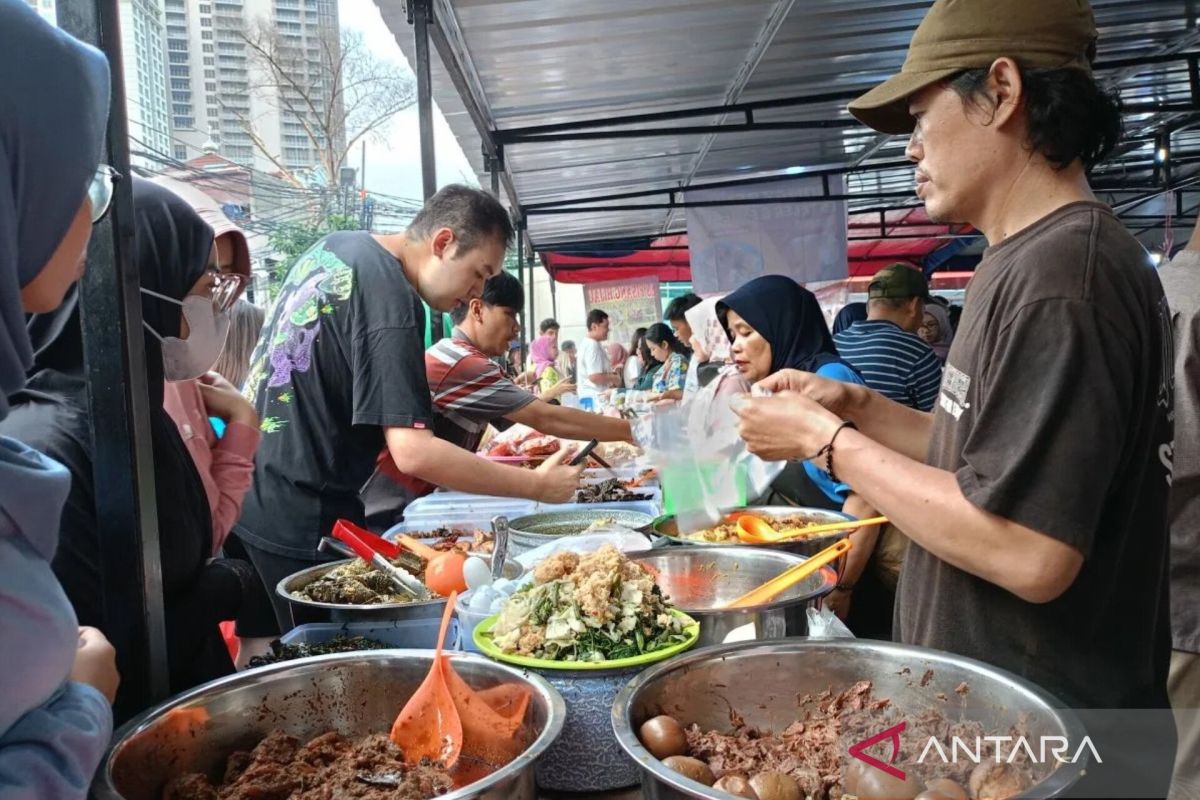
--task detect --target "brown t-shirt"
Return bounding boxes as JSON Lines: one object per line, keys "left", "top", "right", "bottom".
{"left": 895, "top": 202, "right": 1174, "bottom": 709}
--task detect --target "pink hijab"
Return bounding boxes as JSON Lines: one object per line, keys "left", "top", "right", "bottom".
{"left": 607, "top": 342, "right": 628, "bottom": 370}
{"left": 530, "top": 334, "right": 558, "bottom": 378}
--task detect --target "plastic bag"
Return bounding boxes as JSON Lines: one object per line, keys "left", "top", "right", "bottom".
{"left": 806, "top": 605, "right": 856, "bottom": 639}
{"left": 636, "top": 375, "right": 784, "bottom": 533}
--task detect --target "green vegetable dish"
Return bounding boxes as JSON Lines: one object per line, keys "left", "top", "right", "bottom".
{"left": 490, "top": 544, "right": 688, "bottom": 663}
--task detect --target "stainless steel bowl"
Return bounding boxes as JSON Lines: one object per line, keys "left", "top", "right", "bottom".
{"left": 650, "top": 506, "right": 854, "bottom": 557}
{"left": 613, "top": 639, "right": 1088, "bottom": 800}
{"left": 630, "top": 547, "right": 835, "bottom": 648}
{"left": 506, "top": 509, "right": 655, "bottom": 556}
{"left": 93, "top": 650, "right": 565, "bottom": 800}
{"left": 277, "top": 557, "right": 524, "bottom": 626}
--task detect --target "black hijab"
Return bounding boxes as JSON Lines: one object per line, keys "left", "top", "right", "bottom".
{"left": 718, "top": 274, "right": 848, "bottom": 375}
{"left": 832, "top": 301, "right": 867, "bottom": 334}
{"left": 1, "top": 178, "right": 227, "bottom": 707}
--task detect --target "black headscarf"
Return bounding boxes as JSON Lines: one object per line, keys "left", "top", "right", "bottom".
{"left": 832, "top": 301, "right": 867, "bottom": 334}
{"left": 0, "top": 178, "right": 239, "bottom": 712}
{"left": 718, "top": 275, "right": 848, "bottom": 375}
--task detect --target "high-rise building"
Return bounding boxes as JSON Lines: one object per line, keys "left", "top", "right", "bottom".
{"left": 164, "top": 0, "right": 340, "bottom": 177}
{"left": 121, "top": 0, "right": 174, "bottom": 167}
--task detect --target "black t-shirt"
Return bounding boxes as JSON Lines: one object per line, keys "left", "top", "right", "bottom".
{"left": 896, "top": 202, "right": 1174, "bottom": 710}
{"left": 235, "top": 231, "right": 433, "bottom": 559}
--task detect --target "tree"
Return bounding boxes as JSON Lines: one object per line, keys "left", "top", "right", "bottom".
{"left": 236, "top": 25, "right": 416, "bottom": 194}
{"left": 264, "top": 213, "right": 358, "bottom": 300}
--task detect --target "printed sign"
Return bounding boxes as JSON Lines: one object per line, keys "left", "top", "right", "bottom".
{"left": 582, "top": 276, "right": 662, "bottom": 348}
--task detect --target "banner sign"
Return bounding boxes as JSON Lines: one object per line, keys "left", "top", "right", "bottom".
{"left": 582, "top": 276, "right": 662, "bottom": 348}
{"left": 685, "top": 175, "right": 849, "bottom": 294}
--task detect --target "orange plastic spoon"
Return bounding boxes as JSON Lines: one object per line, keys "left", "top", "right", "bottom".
{"left": 736, "top": 514, "right": 888, "bottom": 544}
{"left": 396, "top": 533, "right": 468, "bottom": 596}
{"left": 721, "top": 539, "right": 853, "bottom": 609}
{"left": 391, "top": 590, "right": 463, "bottom": 766}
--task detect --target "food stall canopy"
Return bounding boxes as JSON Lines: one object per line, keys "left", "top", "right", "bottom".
{"left": 382, "top": 0, "right": 1200, "bottom": 256}
{"left": 543, "top": 209, "right": 973, "bottom": 284}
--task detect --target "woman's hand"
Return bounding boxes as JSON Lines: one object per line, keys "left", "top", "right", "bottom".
{"left": 733, "top": 391, "right": 842, "bottom": 462}
{"left": 70, "top": 627, "right": 119, "bottom": 703}
{"left": 543, "top": 380, "right": 576, "bottom": 402}
{"left": 198, "top": 371, "right": 258, "bottom": 427}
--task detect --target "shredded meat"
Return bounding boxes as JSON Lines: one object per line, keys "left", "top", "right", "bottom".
{"left": 533, "top": 551, "right": 579, "bottom": 584}
{"left": 682, "top": 680, "right": 1045, "bottom": 800}
{"left": 161, "top": 731, "right": 453, "bottom": 800}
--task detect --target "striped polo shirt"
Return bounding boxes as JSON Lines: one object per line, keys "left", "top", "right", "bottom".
{"left": 833, "top": 320, "right": 943, "bottom": 411}
{"left": 379, "top": 328, "right": 536, "bottom": 496}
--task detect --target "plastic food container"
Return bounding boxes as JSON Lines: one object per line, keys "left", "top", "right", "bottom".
{"left": 279, "top": 618, "right": 457, "bottom": 650}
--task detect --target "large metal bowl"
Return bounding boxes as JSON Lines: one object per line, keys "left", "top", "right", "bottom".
{"left": 651, "top": 505, "right": 854, "bottom": 557}
{"left": 506, "top": 509, "right": 655, "bottom": 556}
{"left": 630, "top": 547, "right": 835, "bottom": 648}
{"left": 277, "top": 557, "right": 524, "bottom": 627}
{"left": 93, "top": 651, "right": 565, "bottom": 800}
{"left": 613, "top": 639, "right": 1088, "bottom": 800}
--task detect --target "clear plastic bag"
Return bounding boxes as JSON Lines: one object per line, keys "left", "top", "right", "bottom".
{"left": 806, "top": 605, "right": 856, "bottom": 638}
{"left": 635, "top": 378, "right": 784, "bottom": 533}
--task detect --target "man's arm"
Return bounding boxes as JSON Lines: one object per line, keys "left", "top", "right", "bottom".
{"left": 586, "top": 371, "right": 620, "bottom": 387}
{"left": 385, "top": 426, "right": 581, "bottom": 503}
{"left": 831, "top": 428, "right": 1083, "bottom": 603}
{"left": 735, "top": 393, "right": 1082, "bottom": 603}
{"left": 757, "top": 370, "right": 935, "bottom": 461}
{"left": 507, "top": 399, "right": 633, "bottom": 442}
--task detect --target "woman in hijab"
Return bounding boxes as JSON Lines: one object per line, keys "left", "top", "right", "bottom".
{"left": 918, "top": 302, "right": 954, "bottom": 363}
{"left": 607, "top": 342, "right": 629, "bottom": 388}
{"left": 832, "top": 301, "right": 867, "bottom": 335}
{"left": 4, "top": 178, "right": 251, "bottom": 718}
{"left": 530, "top": 331, "right": 564, "bottom": 394}
{"left": 717, "top": 276, "right": 889, "bottom": 634}
{"left": 0, "top": 2, "right": 117, "bottom": 794}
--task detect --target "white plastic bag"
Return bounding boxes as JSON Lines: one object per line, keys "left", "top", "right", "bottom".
{"left": 806, "top": 606, "right": 856, "bottom": 639}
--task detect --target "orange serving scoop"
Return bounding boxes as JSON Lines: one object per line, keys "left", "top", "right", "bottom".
{"left": 396, "top": 533, "right": 469, "bottom": 596}
{"left": 735, "top": 513, "right": 888, "bottom": 544}
{"left": 720, "top": 538, "right": 853, "bottom": 609}
{"left": 391, "top": 591, "right": 531, "bottom": 769}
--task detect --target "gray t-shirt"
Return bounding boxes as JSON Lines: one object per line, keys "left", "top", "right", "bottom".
{"left": 1159, "top": 250, "right": 1200, "bottom": 653}
{"left": 896, "top": 202, "right": 1174, "bottom": 709}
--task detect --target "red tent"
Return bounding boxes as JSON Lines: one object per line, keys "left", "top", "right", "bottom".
{"left": 541, "top": 210, "right": 973, "bottom": 284}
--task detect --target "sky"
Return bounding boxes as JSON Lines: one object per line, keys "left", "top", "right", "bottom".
{"left": 337, "top": 0, "right": 478, "bottom": 202}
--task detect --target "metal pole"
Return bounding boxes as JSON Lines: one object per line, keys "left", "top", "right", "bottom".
{"left": 359, "top": 142, "right": 367, "bottom": 229}
{"left": 58, "top": 0, "right": 170, "bottom": 713}
{"left": 412, "top": 0, "right": 442, "bottom": 339}
{"left": 517, "top": 221, "right": 527, "bottom": 347}
{"left": 527, "top": 236, "right": 535, "bottom": 346}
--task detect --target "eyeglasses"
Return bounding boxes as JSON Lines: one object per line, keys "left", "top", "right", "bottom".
{"left": 89, "top": 165, "right": 121, "bottom": 223}
{"left": 209, "top": 270, "right": 247, "bottom": 313}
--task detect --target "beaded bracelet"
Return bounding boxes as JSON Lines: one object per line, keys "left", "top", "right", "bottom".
{"left": 816, "top": 420, "right": 857, "bottom": 484}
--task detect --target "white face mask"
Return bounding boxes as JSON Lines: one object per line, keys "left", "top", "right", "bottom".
{"left": 141, "top": 290, "right": 231, "bottom": 381}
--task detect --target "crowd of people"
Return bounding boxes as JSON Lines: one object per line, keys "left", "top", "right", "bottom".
{"left": 1, "top": 0, "right": 1198, "bottom": 795}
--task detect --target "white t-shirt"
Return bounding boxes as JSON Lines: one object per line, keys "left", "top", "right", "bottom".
{"left": 576, "top": 338, "right": 611, "bottom": 398}
{"left": 623, "top": 356, "right": 641, "bottom": 388}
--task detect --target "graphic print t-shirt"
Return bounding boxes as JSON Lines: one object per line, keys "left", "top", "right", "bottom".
{"left": 896, "top": 202, "right": 1174, "bottom": 709}
{"left": 235, "top": 232, "right": 433, "bottom": 559}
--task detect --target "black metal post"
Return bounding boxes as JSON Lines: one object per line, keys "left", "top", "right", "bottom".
{"left": 517, "top": 220, "right": 527, "bottom": 347}
{"left": 527, "top": 234, "right": 535, "bottom": 347}
{"left": 58, "top": 0, "right": 169, "bottom": 711}
{"left": 411, "top": 0, "right": 442, "bottom": 339}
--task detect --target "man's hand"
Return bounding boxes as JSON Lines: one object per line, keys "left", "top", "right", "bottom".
{"left": 532, "top": 447, "right": 584, "bottom": 503}
{"left": 198, "top": 371, "right": 259, "bottom": 427}
{"left": 734, "top": 391, "right": 844, "bottom": 463}
{"left": 755, "top": 369, "right": 861, "bottom": 418}
{"left": 70, "top": 627, "right": 119, "bottom": 703}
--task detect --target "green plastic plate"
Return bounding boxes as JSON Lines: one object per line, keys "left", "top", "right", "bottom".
{"left": 473, "top": 609, "right": 700, "bottom": 671}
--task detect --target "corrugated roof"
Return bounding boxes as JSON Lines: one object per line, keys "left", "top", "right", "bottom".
{"left": 379, "top": 0, "right": 1200, "bottom": 250}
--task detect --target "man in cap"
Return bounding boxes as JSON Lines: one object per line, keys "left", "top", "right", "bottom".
{"left": 735, "top": 0, "right": 1175, "bottom": 786}
{"left": 833, "top": 263, "right": 942, "bottom": 411}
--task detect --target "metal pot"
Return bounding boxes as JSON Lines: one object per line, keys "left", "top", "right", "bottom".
{"left": 506, "top": 509, "right": 655, "bottom": 557}
{"left": 277, "top": 557, "right": 524, "bottom": 627}
{"left": 629, "top": 547, "right": 835, "bottom": 647}
{"left": 612, "top": 639, "right": 1088, "bottom": 800}
{"left": 650, "top": 505, "right": 854, "bottom": 558}
{"left": 93, "top": 651, "right": 565, "bottom": 800}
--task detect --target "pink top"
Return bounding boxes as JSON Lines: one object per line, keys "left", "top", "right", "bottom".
{"left": 162, "top": 380, "right": 261, "bottom": 555}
